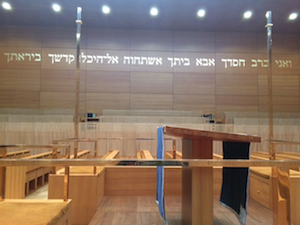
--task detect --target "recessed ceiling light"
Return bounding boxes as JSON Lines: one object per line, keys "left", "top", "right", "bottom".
{"left": 52, "top": 3, "right": 61, "bottom": 12}
{"left": 102, "top": 5, "right": 110, "bottom": 14}
{"left": 150, "top": 7, "right": 158, "bottom": 16}
{"left": 243, "top": 11, "right": 252, "bottom": 19}
{"left": 197, "top": 9, "right": 206, "bottom": 18}
{"left": 289, "top": 12, "right": 298, "bottom": 20}
{"left": 2, "top": 2, "right": 12, "bottom": 10}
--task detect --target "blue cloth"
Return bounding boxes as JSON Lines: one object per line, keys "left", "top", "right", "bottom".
{"left": 220, "top": 141, "right": 250, "bottom": 225}
{"left": 156, "top": 126, "right": 167, "bottom": 224}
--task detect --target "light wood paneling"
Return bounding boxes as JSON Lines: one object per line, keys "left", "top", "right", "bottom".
{"left": 174, "top": 73, "right": 216, "bottom": 95}
{"left": 41, "top": 69, "right": 86, "bottom": 92}
{"left": 0, "top": 47, "right": 42, "bottom": 69}
{"left": 259, "top": 74, "right": 300, "bottom": 96}
{"left": 40, "top": 92, "right": 75, "bottom": 109}
{"left": 0, "top": 91, "right": 40, "bottom": 108}
{"left": 173, "top": 94, "right": 215, "bottom": 114}
{"left": 42, "top": 27, "right": 87, "bottom": 49}
{"left": 86, "top": 93, "right": 130, "bottom": 113}
{"left": 0, "top": 26, "right": 42, "bottom": 47}
{"left": 216, "top": 53, "right": 258, "bottom": 74}
{"left": 216, "top": 73, "right": 258, "bottom": 95}
{"left": 129, "top": 51, "right": 173, "bottom": 73}
{"left": 216, "top": 32, "right": 258, "bottom": 53}
{"left": 173, "top": 52, "right": 216, "bottom": 73}
{"left": 85, "top": 49, "right": 130, "bottom": 71}
{"left": 130, "top": 94, "right": 173, "bottom": 110}
{"left": 41, "top": 48, "right": 77, "bottom": 70}
{"left": 0, "top": 69, "right": 40, "bottom": 91}
{"left": 257, "top": 33, "right": 299, "bottom": 54}
{"left": 86, "top": 71, "right": 130, "bottom": 93}
{"left": 87, "top": 29, "right": 131, "bottom": 50}
{"left": 216, "top": 95, "right": 258, "bottom": 117}
{"left": 130, "top": 72, "right": 173, "bottom": 94}
{"left": 173, "top": 31, "right": 215, "bottom": 52}
{"left": 105, "top": 167, "right": 182, "bottom": 196}
{"left": 130, "top": 30, "right": 173, "bottom": 51}
{"left": 259, "top": 95, "right": 300, "bottom": 113}
{"left": 5, "top": 166, "right": 27, "bottom": 198}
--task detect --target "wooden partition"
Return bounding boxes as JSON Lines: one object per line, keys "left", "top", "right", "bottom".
{"left": 1, "top": 26, "right": 300, "bottom": 121}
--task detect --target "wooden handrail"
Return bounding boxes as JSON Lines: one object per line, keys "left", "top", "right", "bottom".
{"left": 1, "top": 159, "right": 300, "bottom": 168}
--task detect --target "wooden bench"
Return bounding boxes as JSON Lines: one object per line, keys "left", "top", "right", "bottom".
{"left": 101, "top": 150, "right": 120, "bottom": 159}
{"left": 0, "top": 199, "right": 72, "bottom": 225}
{"left": 70, "top": 149, "right": 90, "bottom": 159}
{"left": 165, "top": 150, "right": 182, "bottom": 159}
{"left": 0, "top": 149, "right": 31, "bottom": 158}
{"left": 249, "top": 167, "right": 300, "bottom": 225}
{"left": 5, "top": 150, "right": 61, "bottom": 198}
{"left": 251, "top": 151, "right": 300, "bottom": 171}
{"left": 137, "top": 150, "right": 154, "bottom": 159}
{"left": 49, "top": 166, "right": 105, "bottom": 225}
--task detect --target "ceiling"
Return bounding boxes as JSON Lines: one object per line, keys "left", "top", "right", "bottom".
{"left": 1, "top": 0, "right": 300, "bottom": 34}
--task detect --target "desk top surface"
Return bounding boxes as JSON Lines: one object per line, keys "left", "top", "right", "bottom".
{"left": 163, "top": 125, "right": 261, "bottom": 143}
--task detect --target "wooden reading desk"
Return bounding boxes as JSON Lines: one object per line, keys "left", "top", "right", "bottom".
{"left": 163, "top": 126, "right": 261, "bottom": 225}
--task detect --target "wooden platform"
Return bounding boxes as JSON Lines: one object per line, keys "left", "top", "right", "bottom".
{"left": 89, "top": 196, "right": 272, "bottom": 225}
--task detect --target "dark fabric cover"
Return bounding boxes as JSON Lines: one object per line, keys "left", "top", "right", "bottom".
{"left": 220, "top": 141, "right": 250, "bottom": 225}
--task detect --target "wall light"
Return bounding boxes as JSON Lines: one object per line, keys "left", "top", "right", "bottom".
{"left": 197, "top": 9, "right": 206, "bottom": 18}
{"left": 289, "top": 13, "right": 298, "bottom": 20}
{"left": 52, "top": 3, "right": 61, "bottom": 12}
{"left": 150, "top": 7, "right": 158, "bottom": 16}
{"left": 2, "top": 2, "right": 12, "bottom": 10}
{"left": 102, "top": 5, "right": 110, "bottom": 14}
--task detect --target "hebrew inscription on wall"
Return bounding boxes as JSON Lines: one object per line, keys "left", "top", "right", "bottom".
{"left": 2, "top": 52, "right": 294, "bottom": 69}
{"left": 4, "top": 52, "right": 41, "bottom": 62}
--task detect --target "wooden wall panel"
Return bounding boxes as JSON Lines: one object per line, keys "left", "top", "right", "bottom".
{"left": 173, "top": 73, "right": 216, "bottom": 95}
{"left": 259, "top": 96, "right": 300, "bottom": 113}
{"left": 173, "top": 52, "right": 216, "bottom": 73}
{"left": 0, "top": 26, "right": 300, "bottom": 120}
{"left": 85, "top": 49, "right": 130, "bottom": 71}
{"left": 42, "top": 27, "right": 87, "bottom": 49}
{"left": 41, "top": 48, "right": 77, "bottom": 70}
{"left": 0, "top": 47, "right": 42, "bottom": 69}
{"left": 216, "top": 73, "right": 258, "bottom": 96}
{"left": 258, "top": 74, "right": 300, "bottom": 96}
{"left": 130, "top": 30, "right": 173, "bottom": 51}
{"left": 173, "top": 31, "right": 215, "bottom": 52}
{"left": 173, "top": 94, "right": 215, "bottom": 114}
{"left": 86, "top": 71, "right": 130, "bottom": 93}
{"left": 257, "top": 33, "right": 299, "bottom": 54}
{"left": 0, "top": 26, "right": 42, "bottom": 47}
{"left": 87, "top": 29, "right": 131, "bottom": 50}
{"left": 216, "top": 32, "right": 257, "bottom": 53}
{"left": 0, "top": 91, "right": 40, "bottom": 108}
{"left": 216, "top": 95, "right": 258, "bottom": 117}
{"left": 130, "top": 72, "right": 173, "bottom": 94}
{"left": 86, "top": 93, "right": 130, "bottom": 113}
{"left": 258, "top": 74, "right": 268, "bottom": 96}
{"left": 40, "top": 92, "right": 75, "bottom": 109}
{"left": 129, "top": 51, "right": 173, "bottom": 73}
{"left": 0, "top": 69, "right": 40, "bottom": 91}
{"left": 216, "top": 53, "right": 258, "bottom": 74}
{"left": 130, "top": 94, "right": 173, "bottom": 110}
{"left": 41, "top": 69, "right": 86, "bottom": 92}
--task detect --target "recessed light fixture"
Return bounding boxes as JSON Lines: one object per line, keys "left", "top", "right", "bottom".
{"left": 243, "top": 11, "right": 252, "bottom": 19}
{"left": 150, "top": 7, "right": 158, "bottom": 16}
{"left": 197, "top": 9, "right": 206, "bottom": 18}
{"left": 289, "top": 12, "right": 298, "bottom": 20}
{"left": 102, "top": 5, "right": 110, "bottom": 14}
{"left": 2, "top": 2, "right": 12, "bottom": 10}
{"left": 52, "top": 3, "right": 61, "bottom": 12}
